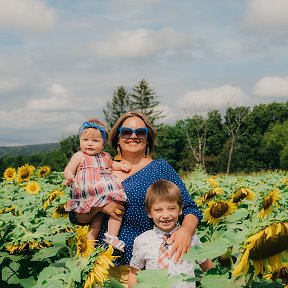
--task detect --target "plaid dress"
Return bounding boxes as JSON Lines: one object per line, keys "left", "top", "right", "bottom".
{"left": 66, "top": 151, "right": 127, "bottom": 213}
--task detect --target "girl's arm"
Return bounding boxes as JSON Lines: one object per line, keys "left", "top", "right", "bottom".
{"left": 128, "top": 267, "right": 139, "bottom": 288}
{"left": 106, "top": 152, "right": 131, "bottom": 172}
{"left": 64, "top": 152, "right": 81, "bottom": 186}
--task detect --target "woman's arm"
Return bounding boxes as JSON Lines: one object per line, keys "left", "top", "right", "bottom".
{"left": 167, "top": 214, "right": 198, "bottom": 262}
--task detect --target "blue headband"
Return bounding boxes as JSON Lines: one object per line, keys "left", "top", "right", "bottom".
{"left": 79, "top": 121, "right": 107, "bottom": 144}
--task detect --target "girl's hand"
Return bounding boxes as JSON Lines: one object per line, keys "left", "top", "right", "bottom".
{"left": 100, "top": 201, "right": 125, "bottom": 221}
{"left": 65, "top": 178, "right": 74, "bottom": 186}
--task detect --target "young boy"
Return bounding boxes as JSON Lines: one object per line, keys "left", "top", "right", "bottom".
{"left": 128, "top": 179, "right": 214, "bottom": 288}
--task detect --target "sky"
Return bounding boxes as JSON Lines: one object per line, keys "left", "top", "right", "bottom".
{"left": 1, "top": 0, "right": 288, "bottom": 146}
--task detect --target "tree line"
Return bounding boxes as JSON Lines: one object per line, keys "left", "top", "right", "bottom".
{"left": 1, "top": 79, "right": 288, "bottom": 176}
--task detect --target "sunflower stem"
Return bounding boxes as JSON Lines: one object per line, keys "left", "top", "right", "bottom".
{"left": 246, "top": 272, "right": 254, "bottom": 287}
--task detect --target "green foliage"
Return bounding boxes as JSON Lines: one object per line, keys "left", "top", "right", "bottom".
{"left": 129, "top": 79, "right": 165, "bottom": 125}
{"left": 135, "top": 269, "right": 185, "bottom": 288}
{"left": 154, "top": 124, "right": 186, "bottom": 171}
{"left": 103, "top": 85, "right": 131, "bottom": 129}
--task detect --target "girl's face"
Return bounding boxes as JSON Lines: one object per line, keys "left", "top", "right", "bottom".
{"left": 118, "top": 117, "right": 148, "bottom": 156}
{"left": 80, "top": 128, "right": 104, "bottom": 156}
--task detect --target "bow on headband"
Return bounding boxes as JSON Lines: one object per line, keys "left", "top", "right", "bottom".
{"left": 79, "top": 122, "right": 107, "bottom": 143}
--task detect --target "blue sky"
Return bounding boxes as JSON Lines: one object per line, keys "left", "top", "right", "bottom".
{"left": 1, "top": 0, "right": 288, "bottom": 146}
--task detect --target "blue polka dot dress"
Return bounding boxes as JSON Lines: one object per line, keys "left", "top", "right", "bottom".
{"left": 98, "top": 159, "right": 203, "bottom": 265}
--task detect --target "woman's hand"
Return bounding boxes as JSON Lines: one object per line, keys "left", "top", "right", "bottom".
{"left": 99, "top": 201, "right": 125, "bottom": 221}
{"left": 167, "top": 226, "right": 193, "bottom": 263}
{"left": 167, "top": 214, "right": 198, "bottom": 263}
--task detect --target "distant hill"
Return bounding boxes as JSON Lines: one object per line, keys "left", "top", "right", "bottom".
{"left": 0, "top": 143, "right": 60, "bottom": 158}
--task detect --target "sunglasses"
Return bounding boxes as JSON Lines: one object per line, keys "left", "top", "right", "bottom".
{"left": 119, "top": 127, "right": 148, "bottom": 139}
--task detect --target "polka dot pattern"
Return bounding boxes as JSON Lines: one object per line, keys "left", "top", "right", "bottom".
{"left": 98, "top": 159, "right": 202, "bottom": 265}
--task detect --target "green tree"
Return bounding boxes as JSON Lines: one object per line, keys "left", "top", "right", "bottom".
{"left": 130, "top": 79, "right": 165, "bottom": 124}
{"left": 205, "top": 110, "right": 226, "bottom": 173}
{"left": 224, "top": 106, "right": 250, "bottom": 174}
{"left": 154, "top": 124, "right": 186, "bottom": 171}
{"left": 177, "top": 116, "right": 207, "bottom": 170}
{"left": 103, "top": 85, "right": 131, "bottom": 128}
{"left": 261, "top": 119, "right": 288, "bottom": 169}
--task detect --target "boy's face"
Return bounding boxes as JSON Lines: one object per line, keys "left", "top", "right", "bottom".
{"left": 147, "top": 200, "right": 182, "bottom": 233}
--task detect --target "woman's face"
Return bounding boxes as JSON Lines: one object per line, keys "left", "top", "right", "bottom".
{"left": 118, "top": 116, "right": 148, "bottom": 156}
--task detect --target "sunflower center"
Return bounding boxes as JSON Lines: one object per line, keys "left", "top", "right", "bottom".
{"left": 21, "top": 170, "right": 30, "bottom": 178}
{"left": 263, "top": 196, "right": 273, "bottom": 210}
{"left": 249, "top": 223, "right": 288, "bottom": 260}
{"left": 232, "top": 190, "right": 247, "bottom": 203}
{"left": 78, "top": 236, "right": 88, "bottom": 253}
{"left": 57, "top": 205, "right": 66, "bottom": 214}
{"left": 206, "top": 190, "right": 217, "bottom": 200}
{"left": 210, "top": 202, "right": 228, "bottom": 218}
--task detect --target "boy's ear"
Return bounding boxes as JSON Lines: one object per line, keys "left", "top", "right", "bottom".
{"left": 147, "top": 210, "right": 153, "bottom": 219}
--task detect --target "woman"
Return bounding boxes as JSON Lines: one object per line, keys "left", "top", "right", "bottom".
{"left": 97, "top": 111, "right": 202, "bottom": 286}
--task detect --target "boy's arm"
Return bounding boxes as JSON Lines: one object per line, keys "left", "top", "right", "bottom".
{"left": 200, "top": 259, "right": 215, "bottom": 271}
{"left": 64, "top": 152, "right": 81, "bottom": 185}
{"left": 128, "top": 267, "right": 139, "bottom": 288}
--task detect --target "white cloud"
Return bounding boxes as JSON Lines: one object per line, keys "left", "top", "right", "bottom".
{"left": 0, "top": 0, "right": 55, "bottom": 31}
{"left": 177, "top": 85, "right": 248, "bottom": 112}
{"left": 26, "top": 84, "right": 72, "bottom": 111}
{"left": 90, "top": 27, "right": 190, "bottom": 58}
{"left": 244, "top": 0, "right": 288, "bottom": 37}
{"left": 254, "top": 76, "right": 288, "bottom": 98}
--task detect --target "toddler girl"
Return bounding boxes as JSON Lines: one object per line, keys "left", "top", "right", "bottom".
{"left": 64, "top": 119, "right": 129, "bottom": 252}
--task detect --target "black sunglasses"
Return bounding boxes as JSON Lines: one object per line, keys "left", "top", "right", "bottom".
{"left": 119, "top": 127, "right": 148, "bottom": 139}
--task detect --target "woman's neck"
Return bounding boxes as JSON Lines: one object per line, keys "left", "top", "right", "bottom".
{"left": 121, "top": 152, "right": 152, "bottom": 171}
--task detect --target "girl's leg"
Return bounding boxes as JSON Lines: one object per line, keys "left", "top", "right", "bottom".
{"left": 107, "top": 214, "right": 123, "bottom": 237}
{"left": 75, "top": 207, "right": 100, "bottom": 224}
{"left": 104, "top": 215, "right": 125, "bottom": 252}
{"left": 88, "top": 213, "right": 104, "bottom": 241}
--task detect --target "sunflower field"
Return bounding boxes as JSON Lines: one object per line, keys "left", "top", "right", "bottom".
{"left": 0, "top": 164, "right": 288, "bottom": 287}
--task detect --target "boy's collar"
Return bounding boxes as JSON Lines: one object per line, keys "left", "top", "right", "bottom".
{"left": 153, "top": 225, "right": 178, "bottom": 236}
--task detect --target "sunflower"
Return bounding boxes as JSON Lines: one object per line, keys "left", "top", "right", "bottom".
{"left": 282, "top": 178, "right": 288, "bottom": 186}
{"left": 6, "top": 240, "right": 53, "bottom": 254}
{"left": 16, "top": 164, "right": 34, "bottom": 182}
{"left": 42, "top": 190, "right": 64, "bottom": 209}
{"left": 203, "top": 200, "right": 237, "bottom": 225}
{"left": 0, "top": 205, "right": 16, "bottom": 214}
{"left": 196, "top": 187, "right": 224, "bottom": 206}
{"left": 209, "top": 176, "right": 218, "bottom": 187}
{"left": 25, "top": 181, "right": 41, "bottom": 194}
{"left": 263, "top": 263, "right": 288, "bottom": 285}
{"left": 230, "top": 187, "right": 255, "bottom": 204}
{"left": 52, "top": 203, "right": 68, "bottom": 218}
{"left": 37, "top": 165, "right": 51, "bottom": 178}
{"left": 233, "top": 222, "right": 288, "bottom": 277}
{"left": 3, "top": 167, "right": 17, "bottom": 181}
{"left": 84, "top": 244, "right": 118, "bottom": 288}
{"left": 75, "top": 226, "right": 96, "bottom": 258}
{"left": 258, "top": 189, "right": 281, "bottom": 219}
